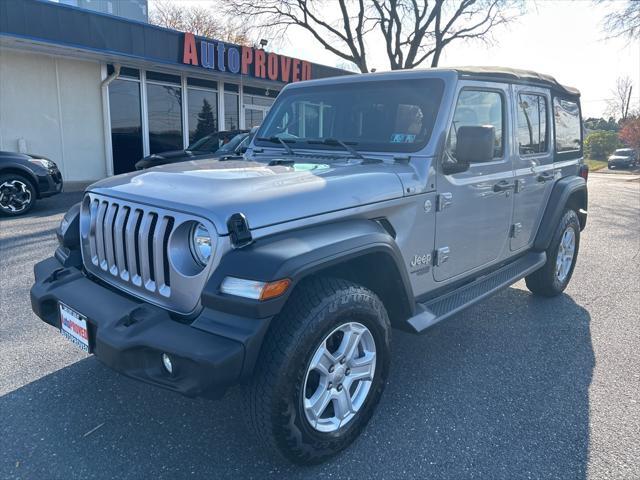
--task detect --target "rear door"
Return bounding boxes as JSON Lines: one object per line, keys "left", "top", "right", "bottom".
{"left": 510, "top": 87, "right": 555, "bottom": 251}
{"left": 434, "top": 82, "right": 515, "bottom": 282}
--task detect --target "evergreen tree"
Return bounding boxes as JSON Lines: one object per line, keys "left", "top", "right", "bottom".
{"left": 193, "top": 99, "right": 216, "bottom": 141}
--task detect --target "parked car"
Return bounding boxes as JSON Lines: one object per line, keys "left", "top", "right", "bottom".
{"left": 31, "top": 67, "right": 588, "bottom": 464}
{"left": 608, "top": 148, "right": 638, "bottom": 169}
{"left": 135, "top": 129, "right": 249, "bottom": 170}
{"left": 0, "top": 151, "right": 63, "bottom": 216}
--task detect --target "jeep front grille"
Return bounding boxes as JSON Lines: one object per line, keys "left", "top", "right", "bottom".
{"left": 80, "top": 193, "right": 220, "bottom": 314}
{"left": 87, "top": 199, "right": 174, "bottom": 295}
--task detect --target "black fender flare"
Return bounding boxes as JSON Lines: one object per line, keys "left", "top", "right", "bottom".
{"left": 534, "top": 175, "right": 587, "bottom": 251}
{"left": 201, "top": 219, "right": 414, "bottom": 320}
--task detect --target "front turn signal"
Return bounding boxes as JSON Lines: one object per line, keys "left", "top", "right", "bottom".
{"left": 260, "top": 279, "right": 292, "bottom": 301}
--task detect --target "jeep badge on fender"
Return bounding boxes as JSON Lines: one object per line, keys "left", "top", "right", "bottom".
{"left": 30, "top": 67, "right": 587, "bottom": 465}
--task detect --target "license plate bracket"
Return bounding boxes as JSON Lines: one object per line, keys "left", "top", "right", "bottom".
{"left": 59, "top": 302, "right": 90, "bottom": 353}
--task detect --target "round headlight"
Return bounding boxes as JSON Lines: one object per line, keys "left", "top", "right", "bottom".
{"left": 189, "top": 223, "right": 212, "bottom": 266}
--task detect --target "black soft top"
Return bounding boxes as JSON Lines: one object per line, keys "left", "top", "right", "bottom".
{"left": 452, "top": 66, "right": 580, "bottom": 97}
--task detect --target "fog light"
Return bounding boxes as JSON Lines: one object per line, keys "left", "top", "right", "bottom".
{"left": 161, "top": 353, "right": 173, "bottom": 374}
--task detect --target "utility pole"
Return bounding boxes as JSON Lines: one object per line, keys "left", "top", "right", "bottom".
{"left": 623, "top": 85, "right": 632, "bottom": 120}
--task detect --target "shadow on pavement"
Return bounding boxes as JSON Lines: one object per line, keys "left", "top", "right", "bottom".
{"left": 1, "top": 288, "right": 594, "bottom": 479}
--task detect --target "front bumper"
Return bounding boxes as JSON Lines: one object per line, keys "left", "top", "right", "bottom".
{"left": 30, "top": 256, "right": 269, "bottom": 398}
{"left": 37, "top": 168, "right": 63, "bottom": 197}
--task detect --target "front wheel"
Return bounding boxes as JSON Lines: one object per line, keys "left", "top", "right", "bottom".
{"left": 526, "top": 209, "right": 580, "bottom": 297}
{"left": 245, "top": 277, "right": 391, "bottom": 464}
{"left": 0, "top": 174, "right": 36, "bottom": 216}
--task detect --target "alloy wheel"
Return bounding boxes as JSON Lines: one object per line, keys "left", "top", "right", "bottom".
{"left": 555, "top": 227, "right": 576, "bottom": 283}
{"left": 302, "top": 322, "right": 377, "bottom": 433}
{"left": 0, "top": 180, "right": 32, "bottom": 213}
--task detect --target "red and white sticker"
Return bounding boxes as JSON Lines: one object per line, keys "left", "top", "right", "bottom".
{"left": 59, "top": 303, "right": 90, "bottom": 352}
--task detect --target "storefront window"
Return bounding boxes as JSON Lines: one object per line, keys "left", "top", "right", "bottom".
{"left": 109, "top": 79, "right": 143, "bottom": 174}
{"left": 188, "top": 88, "right": 218, "bottom": 144}
{"left": 147, "top": 83, "right": 183, "bottom": 153}
{"left": 224, "top": 92, "right": 239, "bottom": 130}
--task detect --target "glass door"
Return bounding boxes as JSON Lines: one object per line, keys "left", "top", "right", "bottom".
{"left": 244, "top": 105, "right": 270, "bottom": 129}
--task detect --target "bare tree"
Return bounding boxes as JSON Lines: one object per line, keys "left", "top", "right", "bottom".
{"left": 149, "top": 0, "right": 251, "bottom": 45}
{"left": 599, "top": 0, "right": 640, "bottom": 41}
{"left": 606, "top": 76, "right": 634, "bottom": 120}
{"left": 223, "top": 0, "right": 521, "bottom": 72}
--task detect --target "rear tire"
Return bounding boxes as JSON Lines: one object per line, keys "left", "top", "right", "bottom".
{"left": 526, "top": 209, "right": 580, "bottom": 297}
{"left": 0, "top": 174, "right": 36, "bottom": 216}
{"left": 245, "top": 277, "right": 391, "bottom": 464}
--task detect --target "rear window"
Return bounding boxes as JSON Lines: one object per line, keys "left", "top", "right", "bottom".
{"left": 553, "top": 97, "right": 582, "bottom": 156}
{"left": 256, "top": 79, "right": 445, "bottom": 153}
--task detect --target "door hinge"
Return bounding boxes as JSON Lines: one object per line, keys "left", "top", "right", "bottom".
{"left": 436, "top": 193, "right": 453, "bottom": 212}
{"left": 510, "top": 222, "right": 523, "bottom": 238}
{"left": 434, "top": 246, "right": 450, "bottom": 266}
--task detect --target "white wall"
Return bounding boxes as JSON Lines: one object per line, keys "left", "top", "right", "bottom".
{"left": 0, "top": 49, "right": 106, "bottom": 181}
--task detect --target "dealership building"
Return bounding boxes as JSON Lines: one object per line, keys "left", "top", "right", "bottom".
{"left": 0, "top": 0, "right": 348, "bottom": 181}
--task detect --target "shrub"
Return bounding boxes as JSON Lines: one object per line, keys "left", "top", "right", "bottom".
{"left": 584, "top": 130, "right": 620, "bottom": 159}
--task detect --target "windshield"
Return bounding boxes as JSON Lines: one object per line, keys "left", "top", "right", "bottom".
{"left": 217, "top": 133, "right": 248, "bottom": 153}
{"left": 188, "top": 133, "right": 222, "bottom": 152}
{"left": 255, "top": 78, "right": 445, "bottom": 153}
{"left": 614, "top": 149, "right": 633, "bottom": 156}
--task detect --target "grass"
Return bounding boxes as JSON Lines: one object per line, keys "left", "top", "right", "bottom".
{"left": 585, "top": 158, "right": 608, "bottom": 171}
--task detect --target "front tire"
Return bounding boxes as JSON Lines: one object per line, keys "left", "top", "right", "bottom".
{"left": 0, "top": 174, "right": 36, "bottom": 216}
{"left": 526, "top": 209, "right": 580, "bottom": 297}
{"left": 246, "top": 277, "right": 391, "bottom": 464}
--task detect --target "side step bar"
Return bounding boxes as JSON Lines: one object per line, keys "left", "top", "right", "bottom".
{"left": 406, "top": 252, "right": 546, "bottom": 334}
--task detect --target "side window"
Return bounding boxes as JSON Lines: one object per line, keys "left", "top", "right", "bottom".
{"left": 517, "top": 93, "right": 548, "bottom": 155}
{"left": 553, "top": 97, "right": 582, "bottom": 154}
{"left": 449, "top": 90, "right": 504, "bottom": 160}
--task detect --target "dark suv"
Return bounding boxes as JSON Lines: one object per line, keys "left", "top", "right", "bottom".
{"left": 608, "top": 148, "right": 638, "bottom": 169}
{"left": 0, "top": 151, "right": 63, "bottom": 216}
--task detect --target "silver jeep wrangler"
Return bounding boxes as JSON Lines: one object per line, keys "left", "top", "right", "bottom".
{"left": 31, "top": 67, "right": 588, "bottom": 464}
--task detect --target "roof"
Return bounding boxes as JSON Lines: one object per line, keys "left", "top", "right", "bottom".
{"left": 451, "top": 66, "right": 580, "bottom": 96}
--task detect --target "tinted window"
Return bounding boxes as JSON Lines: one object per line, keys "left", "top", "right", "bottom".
{"left": 224, "top": 92, "right": 240, "bottom": 130}
{"left": 188, "top": 88, "right": 218, "bottom": 145}
{"left": 517, "top": 94, "right": 547, "bottom": 155}
{"left": 109, "top": 79, "right": 142, "bottom": 174}
{"left": 554, "top": 98, "right": 581, "bottom": 153}
{"left": 256, "top": 79, "right": 444, "bottom": 153}
{"left": 449, "top": 90, "right": 504, "bottom": 159}
{"left": 147, "top": 83, "right": 183, "bottom": 154}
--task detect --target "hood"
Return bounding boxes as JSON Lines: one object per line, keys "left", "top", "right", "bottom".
{"left": 89, "top": 157, "right": 409, "bottom": 234}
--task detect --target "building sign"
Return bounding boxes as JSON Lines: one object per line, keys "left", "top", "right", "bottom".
{"left": 182, "top": 33, "right": 312, "bottom": 83}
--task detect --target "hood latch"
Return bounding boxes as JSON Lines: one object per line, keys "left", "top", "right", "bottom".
{"left": 227, "top": 213, "right": 253, "bottom": 248}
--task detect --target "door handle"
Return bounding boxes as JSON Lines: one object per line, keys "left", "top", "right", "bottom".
{"left": 537, "top": 172, "right": 554, "bottom": 183}
{"left": 493, "top": 180, "right": 515, "bottom": 192}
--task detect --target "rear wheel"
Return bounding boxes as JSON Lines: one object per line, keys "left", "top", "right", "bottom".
{"left": 526, "top": 209, "right": 580, "bottom": 297}
{"left": 0, "top": 174, "right": 36, "bottom": 216}
{"left": 245, "top": 277, "right": 391, "bottom": 464}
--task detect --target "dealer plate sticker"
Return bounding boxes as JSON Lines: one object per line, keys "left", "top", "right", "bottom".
{"left": 59, "top": 303, "right": 90, "bottom": 352}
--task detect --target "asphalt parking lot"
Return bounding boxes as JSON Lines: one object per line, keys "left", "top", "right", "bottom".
{"left": 1, "top": 173, "right": 639, "bottom": 479}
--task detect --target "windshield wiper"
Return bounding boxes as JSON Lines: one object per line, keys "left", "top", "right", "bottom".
{"left": 257, "top": 136, "right": 297, "bottom": 155}
{"left": 307, "top": 138, "right": 364, "bottom": 160}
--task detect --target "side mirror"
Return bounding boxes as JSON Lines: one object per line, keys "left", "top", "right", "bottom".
{"left": 456, "top": 125, "right": 495, "bottom": 164}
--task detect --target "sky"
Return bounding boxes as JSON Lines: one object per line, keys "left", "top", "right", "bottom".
{"left": 155, "top": 0, "right": 640, "bottom": 118}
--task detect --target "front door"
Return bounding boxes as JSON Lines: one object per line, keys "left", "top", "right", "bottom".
{"left": 510, "top": 87, "right": 555, "bottom": 251}
{"left": 434, "top": 83, "right": 515, "bottom": 282}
